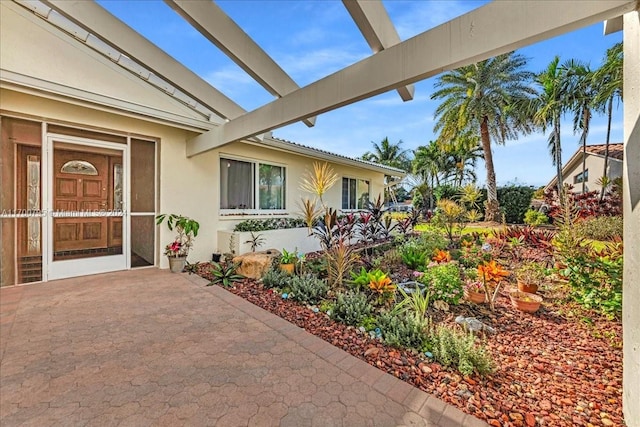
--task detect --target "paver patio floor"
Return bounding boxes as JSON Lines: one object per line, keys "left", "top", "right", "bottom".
{"left": 0, "top": 269, "right": 487, "bottom": 426}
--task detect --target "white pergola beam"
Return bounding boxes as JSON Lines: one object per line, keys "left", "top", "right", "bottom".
{"left": 187, "top": 0, "right": 637, "bottom": 157}
{"left": 41, "top": 0, "right": 245, "bottom": 120}
{"left": 165, "top": 0, "right": 316, "bottom": 128}
{"left": 343, "top": 0, "right": 414, "bottom": 101}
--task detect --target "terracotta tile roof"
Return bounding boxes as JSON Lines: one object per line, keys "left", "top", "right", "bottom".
{"left": 585, "top": 143, "right": 624, "bottom": 160}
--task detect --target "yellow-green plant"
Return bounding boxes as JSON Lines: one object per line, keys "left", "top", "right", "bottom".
{"left": 459, "top": 184, "right": 482, "bottom": 212}
{"left": 300, "top": 162, "right": 339, "bottom": 208}
{"left": 297, "top": 197, "right": 322, "bottom": 231}
{"left": 368, "top": 274, "right": 396, "bottom": 306}
{"left": 552, "top": 188, "right": 584, "bottom": 261}
{"left": 435, "top": 198, "right": 465, "bottom": 243}
{"left": 325, "top": 240, "right": 358, "bottom": 289}
{"left": 465, "top": 209, "right": 482, "bottom": 223}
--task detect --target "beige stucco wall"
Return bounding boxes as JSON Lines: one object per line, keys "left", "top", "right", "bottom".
{"left": 561, "top": 155, "right": 623, "bottom": 194}
{"left": 0, "top": 88, "right": 211, "bottom": 269}
{"left": 214, "top": 141, "right": 385, "bottom": 235}
{"left": 1, "top": 88, "right": 388, "bottom": 270}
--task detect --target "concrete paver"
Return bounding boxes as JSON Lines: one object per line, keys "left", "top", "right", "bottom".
{"left": 0, "top": 269, "right": 487, "bottom": 426}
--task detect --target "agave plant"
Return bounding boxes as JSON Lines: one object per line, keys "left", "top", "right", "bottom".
{"left": 207, "top": 262, "right": 244, "bottom": 287}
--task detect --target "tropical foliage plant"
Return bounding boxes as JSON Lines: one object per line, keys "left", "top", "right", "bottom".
{"left": 207, "top": 262, "right": 244, "bottom": 287}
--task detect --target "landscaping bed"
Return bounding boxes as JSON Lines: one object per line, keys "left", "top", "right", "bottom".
{"left": 194, "top": 191, "right": 623, "bottom": 427}
{"left": 196, "top": 264, "right": 622, "bottom": 427}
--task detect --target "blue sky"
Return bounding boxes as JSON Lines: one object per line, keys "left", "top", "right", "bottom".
{"left": 98, "top": 0, "right": 624, "bottom": 188}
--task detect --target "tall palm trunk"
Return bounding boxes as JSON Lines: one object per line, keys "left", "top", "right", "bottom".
{"left": 580, "top": 108, "right": 590, "bottom": 194}
{"left": 554, "top": 116, "right": 563, "bottom": 195}
{"left": 480, "top": 117, "right": 499, "bottom": 222}
{"left": 600, "top": 97, "right": 613, "bottom": 201}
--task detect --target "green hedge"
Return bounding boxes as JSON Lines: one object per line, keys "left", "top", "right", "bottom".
{"left": 497, "top": 186, "right": 535, "bottom": 224}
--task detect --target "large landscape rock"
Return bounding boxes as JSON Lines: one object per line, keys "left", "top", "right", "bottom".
{"left": 233, "top": 249, "right": 281, "bottom": 279}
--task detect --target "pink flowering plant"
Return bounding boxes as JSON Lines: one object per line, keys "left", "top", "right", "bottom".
{"left": 156, "top": 213, "right": 200, "bottom": 258}
{"left": 464, "top": 281, "right": 484, "bottom": 293}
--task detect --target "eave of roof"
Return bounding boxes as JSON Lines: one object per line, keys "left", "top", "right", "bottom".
{"left": 253, "top": 136, "right": 407, "bottom": 177}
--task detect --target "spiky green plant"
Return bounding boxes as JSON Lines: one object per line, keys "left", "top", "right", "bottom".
{"left": 207, "top": 262, "right": 244, "bottom": 287}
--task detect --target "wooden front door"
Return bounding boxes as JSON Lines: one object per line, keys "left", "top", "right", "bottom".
{"left": 53, "top": 149, "right": 110, "bottom": 253}
{"left": 47, "top": 137, "right": 127, "bottom": 280}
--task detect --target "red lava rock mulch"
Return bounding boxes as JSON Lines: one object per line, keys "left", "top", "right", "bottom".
{"left": 196, "top": 267, "right": 622, "bottom": 427}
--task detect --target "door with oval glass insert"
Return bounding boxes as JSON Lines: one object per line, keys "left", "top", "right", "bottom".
{"left": 48, "top": 138, "right": 126, "bottom": 280}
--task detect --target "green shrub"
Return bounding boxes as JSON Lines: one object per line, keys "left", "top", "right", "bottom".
{"left": 416, "top": 231, "right": 448, "bottom": 255}
{"left": 262, "top": 268, "right": 290, "bottom": 289}
{"left": 377, "top": 312, "right": 430, "bottom": 351}
{"left": 432, "top": 326, "right": 495, "bottom": 376}
{"left": 330, "top": 292, "right": 373, "bottom": 327}
{"left": 576, "top": 215, "right": 623, "bottom": 241}
{"left": 497, "top": 185, "right": 535, "bottom": 223}
{"left": 563, "top": 244, "right": 623, "bottom": 318}
{"left": 234, "top": 217, "right": 306, "bottom": 232}
{"left": 523, "top": 209, "right": 549, "bottom": 226}
{"left": 289, "top": 274, "right": 329, "bottom": 305}
{"left": 400, "top": 243, "right": 427, "bottom": 270}
{"left": 418, "top": 263, "right": 463, "bottom": 305}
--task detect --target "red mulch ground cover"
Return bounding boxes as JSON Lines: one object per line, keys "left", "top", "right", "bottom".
{"left": 196, "top": 266, "right": 622, "bottom": 427}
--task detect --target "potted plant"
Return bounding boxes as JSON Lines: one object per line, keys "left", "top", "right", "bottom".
{"left": 464, "top": 281, "right": 486, "bottom": 304}
{"left": 515, "top": 262, "right": 548, "bottom": 294}
{"left": 156, "top": 213, "right": 200, "bottom": 273}
{"left": 279, "top": 248, "right": 298, "bottom": 275}
{"left": 509, "top": 290, "right": 543, "bottom": 313}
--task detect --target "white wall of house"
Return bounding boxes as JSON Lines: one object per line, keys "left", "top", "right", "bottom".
{"left": 558, "top": 155, "right": 623, "bottom": 194}
{"left": 1, "top": 89, "right": 389, "bottom": 270}
{"left": 201, "top": 140, "right": 387, "bottom": 254}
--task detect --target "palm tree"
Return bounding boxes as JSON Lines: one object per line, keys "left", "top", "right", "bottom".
{"left": 361, "top": 137, "right": 412, "bottom": 171}
{"left": 412, "top": 141, "right": 454, "bottom": 209}
{"left": 530, "top": 56, "right": 568, "bottom": 195}
{"left": 431, "top": 52, "right": 535, "bottom": 222}
{"left": 563, "top": 60, "right": 595, "bottom": 194}
{"left": 439, "top": 130, "right": 483, "bottom": 187}
{"left": 593, "top": 42, "right": 623, "bottom": 200}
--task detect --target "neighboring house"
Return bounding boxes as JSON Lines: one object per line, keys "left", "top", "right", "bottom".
{"left": 0, "top": 2, "right": 402, "bottom": 286}
{"left": 544, "top": 143, "right": 624, "bottom": 194}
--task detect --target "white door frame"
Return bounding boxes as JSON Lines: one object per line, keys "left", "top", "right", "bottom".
{"left": 44, "top": 134, "right": 129, "bottom": 281}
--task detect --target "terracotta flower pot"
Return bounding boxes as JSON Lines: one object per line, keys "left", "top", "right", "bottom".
{"left": 517, "top": 280, "right": 539, "bottom": 294}
{"left": 510, "top": 290, "right": 543, "bottom": 313}
{"left": 280, "top": 263, "right": 295, "bottom": 275}
{"left": 464, "top": 289, "right": 486, "bottom": 304}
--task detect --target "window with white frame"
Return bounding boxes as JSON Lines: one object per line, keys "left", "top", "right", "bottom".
{"left": 341, "top": 177, "right": 369, "bottom": 210}
{"left": 220, "top": 157, "right": 285, "bottom": 210}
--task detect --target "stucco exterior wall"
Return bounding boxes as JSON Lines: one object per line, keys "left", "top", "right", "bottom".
{"left": 560, "top": 154, "right": 623, "bottom": 194}
{"left": 201, "top": 140, "right": 386, "bottom": 253}
{"left": 1, "top": 89, "right": 389, "bottom": 271}
{"left": 0, "top": 88, "right": 213, "bottom": 269}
